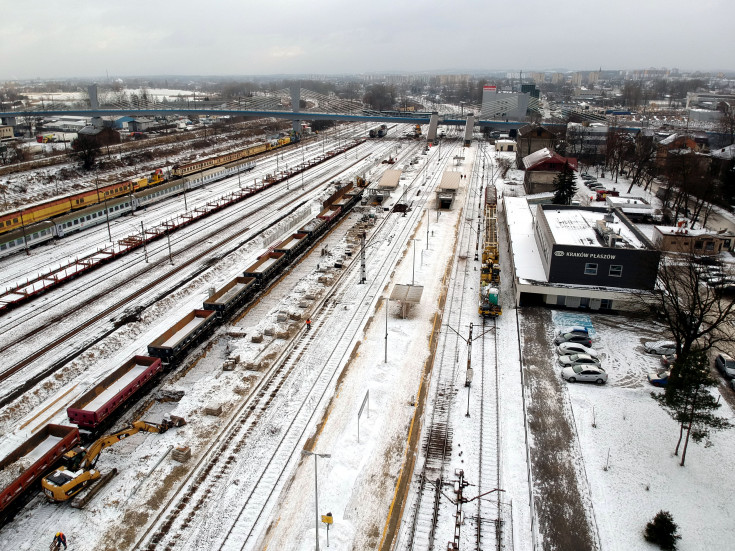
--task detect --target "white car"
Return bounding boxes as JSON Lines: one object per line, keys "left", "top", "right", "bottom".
{"left": 561, "top": 365, "right": 608, "bottom": 384}
{"left": 556, "top": 343, "right": 599, "bottom": 358}
{"left": 644, "top": 341, "right": 676, "bottom": 355}
{"left": 558, "top": 353, "right": 601, "bottom": 368}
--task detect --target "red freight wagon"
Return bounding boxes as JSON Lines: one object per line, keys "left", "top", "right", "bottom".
{"left": 67, "top": 356, "right": 163, "bottom": 430}
{"left": 0, "top": 424, "right": 80, "bottom": 520}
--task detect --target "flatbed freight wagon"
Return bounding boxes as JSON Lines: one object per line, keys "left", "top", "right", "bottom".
{"left": 66, "top": 356, "right": 164, "bottom": 430}
{"left": 203, "top": 276, "right": 257, "bottom": 314}
{"left": 243, "top": 251, "right": 286, "bottom": 281}
{"left": 147, "top": 309, "right": 216, "bottom": 363}
{"left": 0, "top": 424, "right": 80, "bottom": 522}
{"left": 273, "top": 233, "right": 309, "bottom": 259}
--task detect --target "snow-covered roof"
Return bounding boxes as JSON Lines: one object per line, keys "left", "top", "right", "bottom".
{"left": 438, "top": 171, "right": 460, "bottom": 190}
{"left": 522, "top": 148, "right": 578, "bottom": 171}
{"left": 543, "top": 207, "right": 646, "bottom": 249}
{"left": 522, "top": 148, "right": 552, "bottom": 169}
{"left": 653, "top": 226, "right": 734, "bottom": 238}
{"left": 712, "top": 144, "right": 735, "bottom": 160}
{"left": 378, "top": 169, "right": 402, "bottom": 189}
{"left": 659, "top": 133, "right": 679, "bottom": 145}
{"left": 504, "top": 197, "right": 548, "bottom": 282}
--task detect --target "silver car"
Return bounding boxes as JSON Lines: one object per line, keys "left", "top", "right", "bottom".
{"left": 556, "top": 343, "right": 599, "bottom": 358}
{"left": 715, "top": 353, "right": 735, "bottom": 378}
{"left": 643, "top": 341, "right": 676, "bottom": 355}
{"left": 561, "top": 365, "right": 608, "bottom": 384}
{"left": 558, "top": 353, "right": 601, "bottom": 368}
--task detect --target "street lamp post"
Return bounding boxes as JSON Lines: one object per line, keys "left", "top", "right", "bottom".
{"left": 302, "top": 450, "right": 331, "bottom": 551}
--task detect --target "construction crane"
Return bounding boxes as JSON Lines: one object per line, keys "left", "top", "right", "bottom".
{"left": 41, "top": 418, "right": 184, "bottom": 502}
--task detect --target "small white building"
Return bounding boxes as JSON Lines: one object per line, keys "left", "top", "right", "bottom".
{"left": 495, "top": 139, "right": 516, "bottom": 152}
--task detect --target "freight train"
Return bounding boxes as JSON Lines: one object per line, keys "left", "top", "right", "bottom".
{"left": 0, "top": 182, "right": 363, "bottom": 523}
{"left": 0, "top": 133, "right": 298, "bottom": 238}
{"left": 479, "top": 184, "right": 501, "bottom": 316}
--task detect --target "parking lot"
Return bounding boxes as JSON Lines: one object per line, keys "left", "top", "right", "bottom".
{"left": 521, "top": 307, "right": 735, "bottom": 551}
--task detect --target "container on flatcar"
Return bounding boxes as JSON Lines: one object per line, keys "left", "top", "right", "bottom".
{"left": 203, "top": 276, "right": 257, "bottom": 314}
{"left": 147, "top": 309, "right": 216, "bottom": 363}
{"left": 0, "top": 424, "right": 80, "bottom": 519}
{"left": 243, "top": 251, "right": 286, "bottom": 281}
{"left": 66, "top": 356, "right": 164, "bottom": 430}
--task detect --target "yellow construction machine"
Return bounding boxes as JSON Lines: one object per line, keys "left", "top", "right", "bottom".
{"left": 42, "top": 418, "right": 184, "bottom": 502}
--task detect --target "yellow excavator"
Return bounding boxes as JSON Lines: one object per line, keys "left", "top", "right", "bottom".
{"left": 42, "top": 418, "right": 184, "bottom": 502}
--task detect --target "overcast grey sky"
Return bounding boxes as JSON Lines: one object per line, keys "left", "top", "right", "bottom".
{"left": 3, "top": 0, "right": 734, "bottom": 80}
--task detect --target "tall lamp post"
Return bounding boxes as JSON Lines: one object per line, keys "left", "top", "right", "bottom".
{"left": 302, "top": 450, "right": 331, "bottom": 551}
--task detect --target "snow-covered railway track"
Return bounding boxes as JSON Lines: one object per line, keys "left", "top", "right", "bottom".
{"left": 0, "top": 143, "right": 396, "bottom": 407}
{"left": 135, "top": 140, "right": 440, "bottom": 551}
{"left": 397, "top": 142, "right": 504, "bottom": 551}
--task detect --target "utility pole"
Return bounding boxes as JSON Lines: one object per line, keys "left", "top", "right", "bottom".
{"left": 141, "top": 221, "right": 148, "bottom": 263}
{"left": 95, "top": 173, "right": 112, "bottom": 243}
{"left": 166, "top": 230, "right": 174, "bottom": 265}
{"left": 360, "top": 232, "right": 366, "bottom": 284}
{"left": 426, "top": 209, "right": 430, "bottom": 250}
{"left": 19, "top": 208, "right": 29, "bottom": 255}
{"left": 465, "top": 322, "right": 473, "bottom": 417}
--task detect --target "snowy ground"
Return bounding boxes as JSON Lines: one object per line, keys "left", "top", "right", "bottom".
{"left": 1, "top": 134, "right": 734, "bottom": 551}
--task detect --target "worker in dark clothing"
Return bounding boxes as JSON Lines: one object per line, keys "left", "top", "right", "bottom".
{"left": 52, "top": 532, "right": 67, "bottom": 550}
{"left": 306, "top": 318, "right": 311, "bottom": 330}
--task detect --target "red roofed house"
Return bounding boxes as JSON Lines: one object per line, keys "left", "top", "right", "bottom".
{"left": 522, "top": 148, "right": 578, "bottom": 194}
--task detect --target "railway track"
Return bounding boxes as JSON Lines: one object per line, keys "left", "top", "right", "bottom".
{"left": 0, "top": 141, "right": 405, "bottom": 407}
{"left": 396, "top": 143, "right": 506, "bottom": 551}
{"left": 135, "top": 139, "right": 443, "bottom": 551}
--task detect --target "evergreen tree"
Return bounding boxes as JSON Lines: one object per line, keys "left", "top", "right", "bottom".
{"left": 644, "top": 510, "right": 681, "bottom": 550}
{"left": 652, "top": 350, "right": 732, "bottom": 466}
{"left": 552, "top": 161, "right": 577, "bottom": 205}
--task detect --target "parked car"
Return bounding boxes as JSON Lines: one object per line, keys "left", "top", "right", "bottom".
{"left": 556, "top": 325, "right": 589, "bottom": 336}
{"left": 694, "top": 256, "right": 721, "bottom": 266}
{"left": 558, "top": 353, "right": 601, "bottom": 368}
{"left": 561, "top": 365, "right": 608, "bottom": 384}
{"left": 715, "top": 353, "right": 735, "bottom": 378}
{"left": 648, "top": 369, "right": 670, "bottom": 387}
{"left": 660, "top": 353, "right": 676, "bottom": 367}
{"left": 556, "top": 343, "right": 599, "bottom": 358}
{"left": 644, "top": 341, "right": 676, "bottom": 355}
{"left": 554, "top": 332, "right": 593, "bottom": 346}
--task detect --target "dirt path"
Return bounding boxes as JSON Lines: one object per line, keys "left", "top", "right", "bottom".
{"left": 520, "top": 307, "right": 598, "bottom": 551}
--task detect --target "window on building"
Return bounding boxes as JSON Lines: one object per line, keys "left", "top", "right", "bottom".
{"left": 609, "top": 265, "right": 623, "bottom": 277}
{"left": 584, "top": 263, "right": 598, "bottom": 275}
{"left": 724, "top": 239, "right": 731, "bottom": 249}
{"left": 601, "top": 299, "right": 613, "bottom": 309}
{"left": 705, "top": 242, "right": 715, "bottom": 251}
{"left": 694, "top": 240, "right": 703, "bottom": 250}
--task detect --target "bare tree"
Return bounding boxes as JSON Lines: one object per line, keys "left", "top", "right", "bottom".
{"left": 652, "top": 350, "right": 732, "bottom": 466}
{"left": 636, "top": 252, "right": 735, "bottom": 358}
